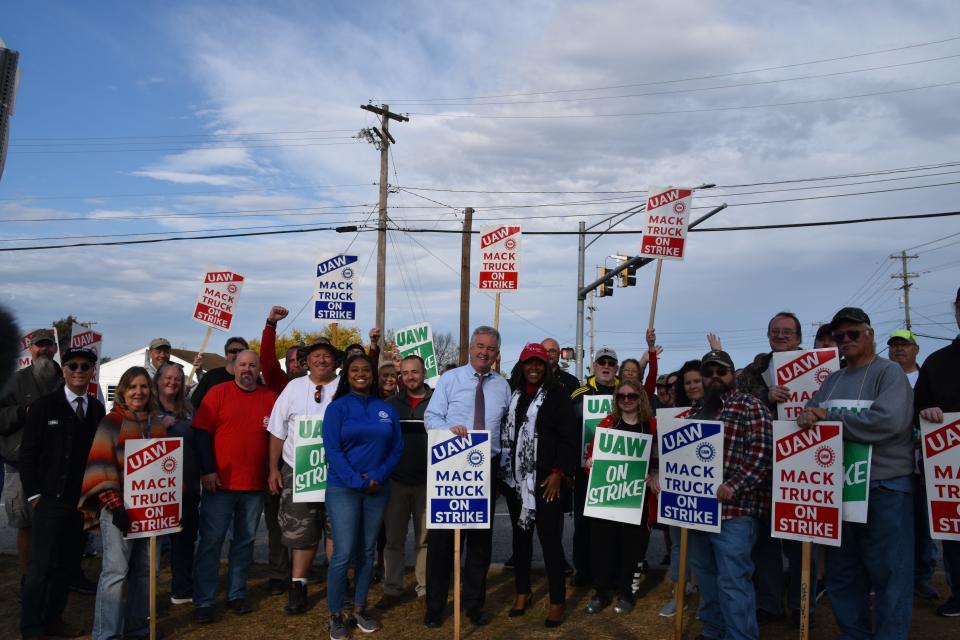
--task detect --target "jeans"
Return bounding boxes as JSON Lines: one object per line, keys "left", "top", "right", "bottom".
{"left": 913, "top": 474, "right": 937, "bottom": 585}
{"left": 688, "top": 516, "right": 760, "bottom": 640}
{"left": 326, "top": 483, "right": 390, "bottom": 613}
{"left": 192, "top": 490, "right": 264, "bottom": 608}
{"left": 93, "top": 507, "right": 150, "bottom": 640}
{"left": 752, "top": 518, "right": 784, "bottom": 614}
{"left": 168, "top": 493, "right": 200, "bottom": 597}
{"left": 572, "top": 471, "right": 593, "bottom": 579}
{"left": 826, "top": 486, "right": 913, "bottom": 640}
{"left": 382, "top": 480, "right": 427, "bottom": 597}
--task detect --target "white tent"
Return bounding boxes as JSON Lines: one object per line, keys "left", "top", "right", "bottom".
{"left": 98, "top": 347, "right": 191, "bottom": 411}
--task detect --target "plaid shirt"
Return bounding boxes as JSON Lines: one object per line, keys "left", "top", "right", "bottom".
{"left": 694, "top": 389, "right": 773, "bottom": 520}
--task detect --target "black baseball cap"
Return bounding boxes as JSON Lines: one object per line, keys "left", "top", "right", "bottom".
{"left": 701, "top": 349, "right": 734, "bottom": 370}
{"left": 62, "top": 347, "right": 97, "bottom": 363}
{"left": 830, "top": 307, "right": 871, "bottom": 329}
{"left": 302, "top": 340, "right": 339, "bottom": 359}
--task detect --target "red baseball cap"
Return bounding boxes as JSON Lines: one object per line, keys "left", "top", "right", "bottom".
{"left": 519, "top": 342, "right": 550, "bottom": 364}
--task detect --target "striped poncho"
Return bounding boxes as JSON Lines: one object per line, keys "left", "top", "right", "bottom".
{"left": 78, "top": 405, "right": 167, "bottom": 525}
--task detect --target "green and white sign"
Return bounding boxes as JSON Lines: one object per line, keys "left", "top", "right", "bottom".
{"left": 584, "top": 427, "right": 652, "bottom": 525}
{"left": 581, "top": 395, "right": 612, "bottom": 467}
{"left": 395, "top": 322, "right": 440, "bottom": 388}
{"left": 292, "top": 414, "right": 327, "bottom": 502}
{"left": 842, "top": 441, "right": 871, "bottom": 523}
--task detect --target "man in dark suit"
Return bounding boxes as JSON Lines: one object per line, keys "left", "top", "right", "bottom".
{"left": 19, "top": 347, "right": 105, "bottom": 640}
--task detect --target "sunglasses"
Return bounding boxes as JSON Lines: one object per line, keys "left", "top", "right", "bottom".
{"left": 226, "top": 348, "right": 245, "bottom": 355}
{"left": 832, "top": 329, "right": 863, "bottom": 343}
{"left": 596, "top": 358, "right": 617, "bottom": 367}
{"left": 65, "top": 362, "right": 92, "bottom": 372}
{"left": 616, "top": 392, "right": 640, "bottom": 401}
{"left": 314, "top": 385, "right": 324, "bottom": 404}
{"left": 702, "top": 365, "right": 730, "bottom": 378}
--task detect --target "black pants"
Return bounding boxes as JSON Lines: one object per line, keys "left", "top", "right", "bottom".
{"left": 20, "top": 497, "right": 84, "bottom": 638}
{"left": 573, "top": 471, "right": 593, "bottom": 580}
{"left": 169, "top": 492, "right": 200, "bottom": 597}
{"left": 590, "top": 517, "right": 649, "bottom": 601}
{"left": 502, "top": 484, "right": 567, "bottom": 605}
{"left": 425, "top": 462, "right": 498, "bottom": 618}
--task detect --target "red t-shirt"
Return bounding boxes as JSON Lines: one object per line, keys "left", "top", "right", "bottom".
{"left": 193, "top": 382, "right": 277, "bottom": 490}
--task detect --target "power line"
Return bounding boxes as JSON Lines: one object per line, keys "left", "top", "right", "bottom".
{"left": 381, "top": 34, "right": 960, "bottom": 102}
{"left": 13, "top": 128, "right": 360, "bottom": 142}
{"left": 9, "top": 141, "right": 363, "bottom": 155}
{"left": 0, "top": 183, "right": 374, "bottom": 202}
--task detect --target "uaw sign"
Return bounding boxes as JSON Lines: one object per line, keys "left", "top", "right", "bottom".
{"left": 395, "top": 322, "right": 440, "bottom": 388}
{"left": 292, "top": 415, "right": 327, "bottom": 502}
{"left": 771, "top": 421, "right": 843, "bottom": 547}
{"left": 771, "top": 348, "right": 839, "bottom": 420}
{"left": 193, "top": 269, "right": 245, "bottom": 331}
{"left": 639, "top": 185, "right": 693, "bottom": 260}
{"left": 584, "top": 428, "right": 652, "bottom": 525}
{"left": 314, "top": 254, "right": 358, "bottom": 322}
{"left": 427, "top": 431, "right": 490, "bottom": 529}
{"left": 581, "top": 395, "right": 612, "bottom": 467}
{"left": 17, "top": 327, "right": 61, "bottom": 370}
{"left": 70, "top": 322, "right": 102, "bottom": 397}
{"left": 921, "top": 413, "right": 960, "bottom": 541}
{"left": 478, "top": 225, "right": 521, "bottom": 291}
{"left": 123, "top": 438, "right": 183, "bottom": 539}
{"left": 657, "top": 418, "right": 723, "bottom": 533}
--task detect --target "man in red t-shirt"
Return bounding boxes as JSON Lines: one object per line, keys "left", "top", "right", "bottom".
{"left": 191, "top": 350, "right": 277, "bottom": 624}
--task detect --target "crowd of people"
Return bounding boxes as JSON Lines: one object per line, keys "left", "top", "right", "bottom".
{"left": 0, "top": 288, "right": 958, "bottom": 640}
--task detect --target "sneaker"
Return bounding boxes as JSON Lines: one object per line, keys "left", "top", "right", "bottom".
{"left": 503, "top": 554, "right": 516, "bottom": 570}
{"left": 194, "top": 606, "right": 214, "bottom": 624}
{"left": 227, "top": 598, "right": 253, "bottom": 615}
{"left": 286, "top": 581, "right": 307, "bottom": 615}
{"left": 169, "top": 594, "right": 193, "bottom": 605}
{"left": 613, "top": 596, "right": 635, "bottom": 614}
{"left": 658, "top": 598, "right": 688, "bottom": 617}
{"left": 630, "top": 560, "right": 649, "bottom": 594}
{"left": 915, "top": 581, "right": 940, "bottom": 600}
{"left": 937, "top": 599, "right": 960, "bottom": 617}
{"left": 329, "top": 613, "right": 350, "bottom": 639}
{"left": 584, "top": 595, "right": 611, "bottom": 614}
{"left": 350, "top": 609, "right": 381, "bottom": 633}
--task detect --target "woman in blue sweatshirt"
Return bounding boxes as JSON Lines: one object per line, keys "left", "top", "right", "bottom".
{"left": 323, "top": 353, "right": 403, "bottom": 639}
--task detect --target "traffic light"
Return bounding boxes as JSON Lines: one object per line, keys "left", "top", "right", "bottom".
{"left": 598, "top": 267, "right": 614, "bottom": 297}
{"left": 620, "top": 262, "right": 637, "bottom": 287}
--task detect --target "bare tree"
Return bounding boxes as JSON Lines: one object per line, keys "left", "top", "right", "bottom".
{"left": 433, "top": 332, "right": 459, "bottom": 367}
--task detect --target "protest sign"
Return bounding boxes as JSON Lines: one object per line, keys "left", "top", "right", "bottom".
{"left": 921, "top": 413, "right": 960, "bottom": 541}
{"left": 584, "top": 427, "right": 652, "bottom": 525}
{"left": 771, "top": 421, "right": 843, "bottom": 546}
{"left": 291, "top": 414, "right": 327, "bottom": 502}
{"left": 193, "top": 269, "right": 244, "bottom": 331}
{"left": 70, "top": 322, "right": 102, "bottom": 397}
{"left": 581, "top": 395, "right": 612, "bottom": 467}
{"left": 314, "top": 254, "right": 358, "bottom": 322}
{"left": 17, "top": 327, "right": 61, "bottom": 370}
{"left": 123, "top": 437, "right": 183, "bottom": 539}
{"left": 427, "top": 431, "right": 490, "bottom": 529}
{"left": 770, "top": 348, "right": 840, "bottom": 420}
{"left": 657, "top": 418, "right": 723, "bottom": 533}
{"left": 639, "top": 186, "right": 693, "bottom": 260}
{"left": 657, "top": 407, "right": 696, "bottom": 422}
{"left": 820, "top": 399, "right": 873, "bottom": 523}
{"left": 395, "top": 322, "right": 440, "bottom": 388}
{"left": 478, "top": 225, "right": 521, "bottom": 291}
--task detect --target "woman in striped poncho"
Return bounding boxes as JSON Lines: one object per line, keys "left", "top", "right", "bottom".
{"left": 78, "top": 366, "right": 168, "bottom": 640}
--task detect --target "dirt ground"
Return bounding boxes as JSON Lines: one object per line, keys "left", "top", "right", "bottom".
{"left": 0, "top": 553, "right": 954, "bottom": 639}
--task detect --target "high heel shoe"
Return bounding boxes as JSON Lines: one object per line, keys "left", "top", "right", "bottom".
{"left": 509, "top": 593, "right": 534, "bottom": 617}
{"left": 544, "top": 604, "right": 565, "bottom": 628}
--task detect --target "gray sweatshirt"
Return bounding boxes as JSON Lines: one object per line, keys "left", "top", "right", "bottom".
{"left": 807, "top": 355, "right": 913, "bottom": 481}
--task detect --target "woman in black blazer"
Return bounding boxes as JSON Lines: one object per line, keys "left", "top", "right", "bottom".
{"left": 499, "top": 343, "right": 577, "bottom": 628}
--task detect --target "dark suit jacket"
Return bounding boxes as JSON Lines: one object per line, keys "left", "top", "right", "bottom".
{"left": 504, "top": 386, "right": 578, "bottom": 485}
{"left": 20, "top": 385, "right": 105, "bottom": 504}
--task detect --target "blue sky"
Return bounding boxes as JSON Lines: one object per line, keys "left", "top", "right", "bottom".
{"left": 2, "top": 0, "right": 959, "bottom": 372}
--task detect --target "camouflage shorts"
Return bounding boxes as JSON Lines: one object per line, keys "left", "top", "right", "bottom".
{"left": 279, "top": 463, "right": 331, "bottom": 549}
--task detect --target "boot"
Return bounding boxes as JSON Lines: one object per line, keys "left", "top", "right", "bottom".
{"left": 285, "top": 580, "right": 307, "bottom": 615}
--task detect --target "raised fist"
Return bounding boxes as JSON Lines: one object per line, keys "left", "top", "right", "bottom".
{"left": 268, "top": 306, "right": 289, "bottom": 323}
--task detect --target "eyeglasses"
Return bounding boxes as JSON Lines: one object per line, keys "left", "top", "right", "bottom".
{"left": 616, "top": 392, "right": 640, "bottom": 401}
{"left": 65, "top": 362, "right": 93, "bottom": 372}
{"left": 702, "top": 365, "right": 730, "bottom": 378}
{"left": 314, "top": 385, "right": 324, "bottom": 404}
{"left": 596, "top": 358, "right": 617, "bottom": 367}
{"left": 832, "top": 329, "right": 863, "bottom": 343}
{"left": 226, "top": 348, "right": 244, "bottom": 355}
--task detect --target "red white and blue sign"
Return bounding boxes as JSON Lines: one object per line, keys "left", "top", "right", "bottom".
{"left": 314, "top": 254, "right": 358, "bottom": 322}
{"left": 426, "top": 431, "right": 491, "bottom": 530}
{"left": 657, "top": 418, "right": 724, "bottom": 533}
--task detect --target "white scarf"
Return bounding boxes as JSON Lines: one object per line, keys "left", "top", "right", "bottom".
{"left": 500, "top": 386, "right": 546, "bottom": 530}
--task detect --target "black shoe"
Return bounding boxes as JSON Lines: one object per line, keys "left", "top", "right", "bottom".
{"left": 585, "top": 595, "right": 611, "bottom": 614}
{"left": 227, "top": 598, "right": 253, "bottom": 615}
{"left": 757, "top": 609, "right": 785, "bottom": 625}
{"left": 376, "top": 593, "right": 402, "bottom": 609}
{"left": 509, "top": 593, "right": 533, "bottom": 617}
{"left": 267, "top": 578, "right": 286, "bottom": 595}
{"left": 68, "top": 573, "right": 98, "bottom": 595}
{"left": 194, "top": 606, "right": 214, "bottom": 624}
{"left": 468, "top": 610, "right": 492, "bottom": 626}
{"left": 937, "top": 599, "right": 960, "bottom": 617}
{"left": 503, "top": 554, "right": 516, "bottom": 570}
{"left": 285, "top": 581, "right": 307, "bottom": 615}
{"left": 423, "top": 614, "right": 442, "bottom": 628}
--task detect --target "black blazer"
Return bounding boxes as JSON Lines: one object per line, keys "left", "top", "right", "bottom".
{"left": 505, "top": 386, "right": 578, "bottom": 485}
{"left": 20, "top": 385, "right": 105, "bottom": 503}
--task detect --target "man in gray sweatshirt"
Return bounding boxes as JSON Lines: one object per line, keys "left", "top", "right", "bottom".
{"left": 799, "top": 307, "right": 914, "bottom": 640}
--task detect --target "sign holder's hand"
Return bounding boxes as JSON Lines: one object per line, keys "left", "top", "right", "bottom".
{"left": 768, "top": 385, "right": 791, "bottom": 404}
{"left": 201, "top": 472, "right": 221, "bottom": 494}
{"left": 540, "top": 473, "right": 563, "bottom": 502}
{"left": 716, "top": 482, "right": 735, "bottom": 503}
{"left": 649, "top": 472, "right": 661, "bottom": 494}
{"left": 797, "top": 407, "right": 827, "bottom": 429}
{"left": 449, "top": 425, "right": 468, "bottom": 438}
{"left": 919, "top": 407, "right": 944, "bottom": 423}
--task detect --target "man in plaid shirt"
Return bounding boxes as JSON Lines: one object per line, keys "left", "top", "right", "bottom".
{"left": 687, "top": 349, "right": 773, "bottom": 640}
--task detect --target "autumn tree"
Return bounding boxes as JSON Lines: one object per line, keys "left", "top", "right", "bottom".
{"left": 249, "top": 323, "right": 364, "bottom": 359}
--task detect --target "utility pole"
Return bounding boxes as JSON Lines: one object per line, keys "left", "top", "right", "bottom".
{"left": 360, "top": 103, "right": 409, "bottom": 338}
{"left": 890, "top": 249, "right": 919, "bottom": 330}
{"left": 459, "top": 208, "right": 473, "bottom": 365}
{"left": 587, "top": 289, "right": 596, "bottom": 369}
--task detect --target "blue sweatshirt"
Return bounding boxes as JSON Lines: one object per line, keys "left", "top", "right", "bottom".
{"left": 323, "top": 391, "right": 403, "bottom": 490}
